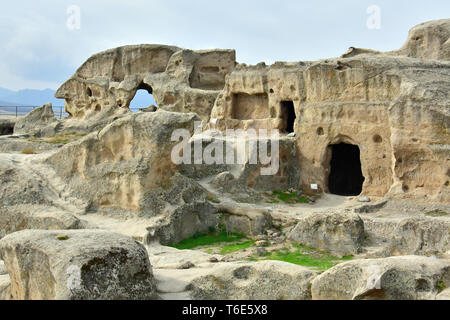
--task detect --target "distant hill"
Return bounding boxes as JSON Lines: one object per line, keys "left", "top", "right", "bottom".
{"left": 0, "top": 100, "right": 28, "bottom": 107}
{"left": 0, "top": 87, "right": 65, "bottom": 107}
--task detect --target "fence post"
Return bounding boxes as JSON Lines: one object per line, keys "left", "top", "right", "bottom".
{"left": 15, "top": 106, "right": 18, "bottom": 118}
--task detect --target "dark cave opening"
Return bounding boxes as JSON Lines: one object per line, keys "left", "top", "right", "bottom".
{"left": 0, "top": 122, "right": 14, "bottom": 135}
{"left": 328, "top": 143, "right": 365, "bottom": 196}
{"left": 280, "top": 101, "right": 296, "bottom": 134}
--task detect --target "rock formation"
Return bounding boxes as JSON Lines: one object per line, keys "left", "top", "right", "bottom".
{"left": 55, "top": 45, "right": 235, "bottom": 122}
{"left": 0, "top": 229, "right": 158, "bottom": 300}
{"left": 49, "top": 19, "right": 450, "bottom": 203}
{"left": 0, "top": 19, "right": 449, "bottom": 301}
{"left": 288, "top": 211, "right": 365, "bottom": 257}
{"left": 188, "top": 260, "right": 317, "bottom": 300}
{"left": 311, "top": 256, "right": 450, "bottom": 300}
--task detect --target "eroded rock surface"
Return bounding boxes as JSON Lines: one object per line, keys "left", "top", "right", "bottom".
{"left": 188, "top": 260, "right": 317, "bottom": 300}
{"left": 55, "top": 45, "right": 236, "bottom": 122}
{"left": 0, "top": 229, "right": 158, "bottom": 300}
{"left": 0, "top": 274, "right": 11, "bottom": 300}
{"left": 311, "top": 256, "right": 450, "bottom": 300}
{"left": 288, "top": 211, "right": 365, "bottom": 257}
{"left": 385, "top": 217, "right": 450, "bottom": 256}
{"left": 0, "top": 206, "right": 85, "bottom": 239}
{"left": 13, "top": 103, "right": 60, "bottom": 137}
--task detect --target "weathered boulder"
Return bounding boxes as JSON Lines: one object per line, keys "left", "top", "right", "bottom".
{"left": 0, "top": 206, "right": 85, "bottom": 239}
{"left": 213, "top": 202, "right": 273, "bottom": 237}
{"left": 288, "top": 212, "right": 365, "bottom": 257}
{"left": 0, "top": 135, "right": 60, "bottom": 153}
{"left": 0, "top": 158, "right": 49, "bottom": 207}
{"left": 0, "top": 260, "right": 7, "bottom": 275}
{"left": 0, "top": 229, "right": 158, "bottom": 300}
{"left": 187, "top": 260, "right": 317, "bottom": 300}
{"left": 0, "top": 274, "right": 11, "bottom": 300}
{"left": 147, "top": 195, "right": 219, "bottom": 245}
{"left": 385, "top": 217, "right": 450, "bottom": 256}
{"left": 13, "top": 103, "right": 60, "bottom": 136}
{"left": 0, "top": 157, "right": 86, "bottom": 238}
{"left": 311, "top": 256, "right": 450, "bottom": 300}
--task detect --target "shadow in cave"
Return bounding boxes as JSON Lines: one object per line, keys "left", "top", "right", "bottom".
{"left": 328, "top": 143, "right": 365, "bottom": 196}
{"left": 280, "top": 101, "right": 296, "bottom": 134}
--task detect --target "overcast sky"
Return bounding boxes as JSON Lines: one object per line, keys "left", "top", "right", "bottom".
{"left": 1, "top": 0, "right": 449, "bottom": 91}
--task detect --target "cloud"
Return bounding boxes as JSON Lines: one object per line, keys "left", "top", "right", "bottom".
{"left": 0, "top": 0, "right": 449, "bottom": 90}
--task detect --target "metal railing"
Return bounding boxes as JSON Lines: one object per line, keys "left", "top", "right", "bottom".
{"left": 0, "top": 106, "right": 69, "bottom": 119}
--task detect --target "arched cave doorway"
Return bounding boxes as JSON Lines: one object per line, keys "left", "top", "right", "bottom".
{"left": 328, "top": 143, "right": 365, "bottom": 196}
{"left": 129, "top": 83, "right": 157, "bottom": 112}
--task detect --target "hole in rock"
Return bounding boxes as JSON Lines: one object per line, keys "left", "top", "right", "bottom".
{"left": 317, "top": 127, "right": 324, "bottom": 136}
{"left": 280, "top": 101, "right": 296, "bottom": 134}
{"left": 129, "top": 83, "right": 157, "bottom": 112}
{"left": 0, "top": 123, "right": 14, "bottom": 135}
{"left": 86, "top": 87, "right": 92, "bottom": 97}
{"left": 373, "top": 134, "right": 382, "bottom": 143}
{"left": 328, "top": 143, "right": 365, "bottom": 196}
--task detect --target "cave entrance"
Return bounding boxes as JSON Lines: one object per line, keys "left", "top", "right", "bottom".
{"left": 0, "top": 122, "right": 14, "bottom": 135}
{"left": 328, "top": 143, "right": 365, "bottom": 196}
{"left": 129, "top": 83, "right": 157, "bottom": 112}
{"left": 280, "top": 101, "right": 296, "bottom": 133}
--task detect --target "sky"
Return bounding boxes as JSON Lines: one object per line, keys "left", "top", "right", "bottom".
{"left": 0, "top": 0, "right": 449, "bottom": 91}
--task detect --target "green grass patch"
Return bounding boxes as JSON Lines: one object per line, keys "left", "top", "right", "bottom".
{"left": 220, "top": 240, "right": 255, "bottom": 255}
{"left": 265, "top": 249, "right": 353, "bottom": 271}
{"left": 425, "top": 209, "right": 448, "bottom": 217}
{"left": 170, "top": 230, "right": 245, "bottom": 250}
{"left": 269, "top": 190, "right": 309, "bottom": 204}
{"left": 252, "top": 243, "right": 353, "bottom": 271}
{"left": 437, "top": 281, "right": 446, "bottom": 293}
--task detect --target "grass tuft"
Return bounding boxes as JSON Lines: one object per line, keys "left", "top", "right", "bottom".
{"left": 265, "top": 249, "right": 353, "bottom": 271}
{"left": 206, "top": 193, "right": 221, "bottom": 203}
{"left": 437, "top": 281, "right": 446, "bottom": 293}
{"left": 220, "top": 240, "right": 255, "bottom": 255}
{"left": 170, "top": 230, "right": 245, "bottom": 250}
{"left": 21, "top": 148, "right": 36, "bottom": 154}
{"left": 266, "top": 190, "right": 309, "bottom": 204}
{"left": 425, "top": 209, "right": 448, "bottom": 217}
